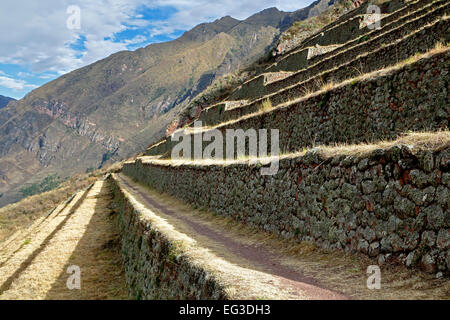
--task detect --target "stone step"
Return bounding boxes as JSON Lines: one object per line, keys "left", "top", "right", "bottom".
{"left": 126, "top": 132, "right": 450, "bottom": 275}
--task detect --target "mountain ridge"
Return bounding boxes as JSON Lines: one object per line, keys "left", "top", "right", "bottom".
{"left": 0, "top": 95, "right": 15, "bottom": 109}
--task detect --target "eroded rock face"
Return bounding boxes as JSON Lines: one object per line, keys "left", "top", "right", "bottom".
{"left": 123, "top": 146, "right": 449, "bottom": 276}
{"left": 32, "top": 100, "right": 121, "bottom": 153}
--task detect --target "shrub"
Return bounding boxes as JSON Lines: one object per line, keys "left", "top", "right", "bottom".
{"left": 20, "top": 174, "right": 62, "bottom": 198}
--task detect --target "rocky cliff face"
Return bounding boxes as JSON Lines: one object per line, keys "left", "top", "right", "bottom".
{"left": 0, "top": 5, "right": 333, "bottom": 207}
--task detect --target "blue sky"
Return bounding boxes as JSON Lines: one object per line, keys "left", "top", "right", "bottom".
{"left": 0, "top": 0, "right": 312, "bottom": 99}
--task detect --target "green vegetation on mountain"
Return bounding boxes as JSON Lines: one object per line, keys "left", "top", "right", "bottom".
{"left": 20, "top": 174, "right": 61, "bottom": 198}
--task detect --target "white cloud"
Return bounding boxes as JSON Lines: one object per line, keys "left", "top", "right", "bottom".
{"left": 0, "top": 0, "right": 313, "bottom": 76}
{"left": 145, "top": 0, "right": 312, "bottom": 32}
{"left": 0, "top": 0, "right": 148, "bottom": 74}
{"left": 276, "top": 0, "right": 312, "bottom": 12}
{"left": 0, "top": 75, "right": 38, "bottom": 91}
{"left": 17, "top": 72, "right": 33, "bottom": 78}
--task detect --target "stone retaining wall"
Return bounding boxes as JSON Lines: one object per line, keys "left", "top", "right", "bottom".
{"left": 246, "top": 18, "right": 449, "bottom": 112}
{"left": 270, "top": 0, "right": 437, "bottom": 73}
{"left": 230, "top": 1, "right": 448, "bottom": 102}
{"left": 109, "top": 175, "right": 228, "bottom": 300}
{"left": 268, "top": 4, "right": 448, "bottom": 87}
{"left": 301, "top": 0, "right": 442, "bottom": 67}
{"left": 296, "top": 0, "right": 408, "bottom": 53}
{"left": 124, "top": 145, "right": 450, "bottom": 275}
{"left": 147, "top": 50, "right": 449, "bottom": 158}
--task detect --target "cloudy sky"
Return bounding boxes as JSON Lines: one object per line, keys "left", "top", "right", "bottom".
{"left": 0, "top": 0, "right": 312, "bottom": 99}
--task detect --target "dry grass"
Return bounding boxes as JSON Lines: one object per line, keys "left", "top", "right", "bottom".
{"left": 315, "top": 130, "right": 450, "bottom": 158}
{"left": 433, "top": 41, "right": 445, "bottom": 50}
{"left": 0, "top": 175, "right": 96, "bottom": 242}
{"left": 146, "top": 139, "right": 167, "bottom": 151}
{"left": 0, "top": 160, "right": 129, "bottom": 243}
{"left": 199, "top": 213, "right": 449, "bottom": 300}
{"left": 169, "top": 17, "right": 449, "bottom": 137}
{"left": 299, "top": 86, "right": 314, "bottom": 98}
{"left": 371, "top": 0, "right": 392, "bottom": 5}
{"left": 196, "top": 42, "right": 449, "bottom": 132}
{"left": 277, "top": 0, "right": 359, "bottom": 56}
{"left": 320, "top": 80, "right": 336, "bottom": 91}
{"left": 273, "top": 0, "right": 438, "bottom": 69}
{"left": 279, "top": 22, "right": 450, "bottom": 109}
{"left": 0, "top": 181, "right": 129, "bottom": 300}
{"left": 264, "top": 2, "right": 448, "bottom": 104}
{"left": 259, "top": 98, "right": 273, "bottom": 113}
{"left": 137, "top": 131, "right": 450, "bottom": 168}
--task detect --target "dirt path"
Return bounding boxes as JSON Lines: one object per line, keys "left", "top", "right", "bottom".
{"left": 116, "top": 173, "right": 450, "bottom": 300}
{"left": 117, "top": 174, "right": 348, "bottom": 300}
{"left": 0, "top": 181, "right": 128, "bottom": 300}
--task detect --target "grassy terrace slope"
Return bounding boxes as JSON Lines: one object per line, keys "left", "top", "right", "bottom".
{"left": 146, "top": 0, "right": 449, "bottom": 157}
{"left": 146, "top": 47, "right": 449, "bottom": 158}
{"left": 231, "top": 0, "right": 448, "bottom": 102}
{"left": 1, "top": 0, "right": 448, "bottom": 300}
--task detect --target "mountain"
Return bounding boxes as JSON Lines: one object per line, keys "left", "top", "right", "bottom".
{"left": 0, "top": 95, "right": 15, "bottom": 109}
{"left": 0, "top": 1, "right": 332, "bottom": 207}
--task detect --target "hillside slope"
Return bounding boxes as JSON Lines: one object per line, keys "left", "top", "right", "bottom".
{"left": 0, "top": 2, "right": 332, "bottom": 207}
{"left": 1, "top": 0, "right": 448, "bottom": 300}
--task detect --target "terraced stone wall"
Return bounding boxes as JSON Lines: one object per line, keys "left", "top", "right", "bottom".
{"left": 282, "top": 0, "right": 409, "bottom": 58}
{"left": 147, "top": 50, "right": 449, "bottom": 158}
{"left": 231, "top": 3, "right": 448, "bottom": 101}
{"left": 264, "top": 19, "right": 448, "bottom": 106}
{"left": 268, "top": 0, "right": 438, "bottom": 73}
{"left": 124, "top": 146, "right": 450, "bottom": 275}
{"left": 109, "top": 176, "right": 228, "bottom": 300}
